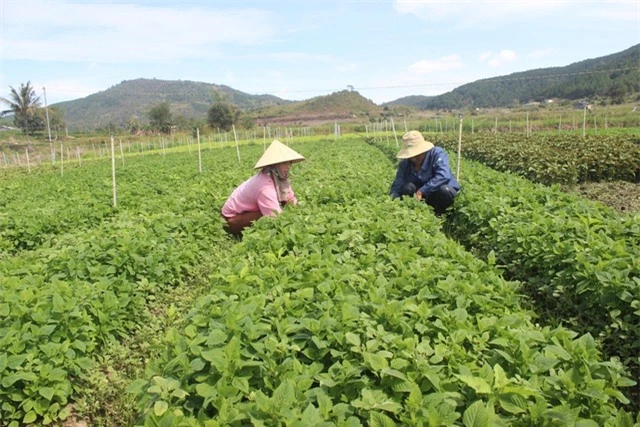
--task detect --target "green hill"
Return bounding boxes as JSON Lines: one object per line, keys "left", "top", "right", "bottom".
{"left": 387, "top": 44, "right": 639, "bottom": 110}
{"left": 54, "top": 78, "right": 290, "bottom": 132}
{"left": 249, "top": 90, "right": 382, "bottom": 125}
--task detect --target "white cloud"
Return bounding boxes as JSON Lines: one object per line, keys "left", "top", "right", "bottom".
{"left": 2, "top": 1, "right": 279, "bottom": 63}
{"left": 479, "top": 49, "right": 517, "bottom": 66}
{"left": 408, "top": 55, "right": 465, "bottom": 74}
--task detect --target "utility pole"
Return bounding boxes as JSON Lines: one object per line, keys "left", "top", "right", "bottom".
{"left": 43, "top": 87, "right": 53, "bottom": 162}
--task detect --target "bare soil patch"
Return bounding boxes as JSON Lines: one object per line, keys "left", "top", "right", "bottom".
{"left": 562, "top": 181, "right": 640, "bottom": 215}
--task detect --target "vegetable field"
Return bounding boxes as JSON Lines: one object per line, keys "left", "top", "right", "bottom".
{"left": 0, "top": 136, "right": 638, "bottom": 426}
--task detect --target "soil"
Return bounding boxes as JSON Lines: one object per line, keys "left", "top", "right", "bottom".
{"left": 562, "top": 181, "right": 640, "bottom": 215}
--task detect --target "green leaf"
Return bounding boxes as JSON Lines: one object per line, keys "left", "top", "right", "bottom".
{"left": 7, "top": 354, "right": 26, "bottom": 369}
{"left": 23, "top": 410, "right": 37, "bottom": 424}
{"left": 206, "top": 329, "right": 228, "bottom": 346}
{"left": 345, "top": 332, "right": 361, "bottom": 347}
{"left": 463, "top": 401, "right": 489, "bottom": 427}
{"left": 38, "top": 387, "right": 55, "bottom": 401}
{"left": 493, "top": 364, "right": 508, "bottom": 390}
{"left": 369, "top": 411, "right": 396, "bottom": 427}
{"left": 201, "top": 349, "right": 225, "bottom": 370}
{"left": 190, "top": 358, "right": 206, "bottom": 372}
{"left": 196, "top": 383, "right": 218, "bottom": 399}
{"left": 455, "top": 375, "right": 492, "bottom": 395}
{"left": 272, "top": 380, "right": 295, "bottom": 408}
{"left": 301, "top": 403, "right": 323, "bottom": 425}
{"left": 154, "top": 400, "right": 168, "bottom": 417}
{"left": 364, "top": 352, "right": 389, "bottom": 372}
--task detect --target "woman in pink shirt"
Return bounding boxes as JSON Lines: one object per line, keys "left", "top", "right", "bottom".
{"left": 221, "top": 140, "right": 305, "bottom": 235}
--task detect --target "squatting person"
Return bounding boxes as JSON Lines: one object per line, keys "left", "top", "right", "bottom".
{"left": 389, "top": 130, "right": 460, "bottom": 215}
{"left": 221, "top": 139, "right": 305, "bottom": 235}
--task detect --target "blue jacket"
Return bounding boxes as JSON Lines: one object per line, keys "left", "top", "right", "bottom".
{"left": 390, "top": 147, "right": 460, "bottom": 198}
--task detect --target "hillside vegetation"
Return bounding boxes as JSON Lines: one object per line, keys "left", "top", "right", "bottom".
{"left": 388, "top": 44, "right": 639, "bottom": 110}
{"left": 54, "top": 79, "right": 289, "bottom": 131}
{"left": 249, "top": 90, "right": 382, "bottom": 125}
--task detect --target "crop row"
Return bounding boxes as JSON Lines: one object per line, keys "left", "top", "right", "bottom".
{"left": 130, "top": 140, "right": 636, "bottom": 425}
{"left": 371, "top": 137, "right": 639, "bottom": 410}
{"left": 0, "top": 147, "right": 265, "bottom": 425}
{"left": 434, "top": 134, "right": 640, "bottom": 185}
{"left": 0, "top": 145, "right": 254, "bottom": 256}
{"left": 445, "top": 161, "right": 640, "bottom": 395}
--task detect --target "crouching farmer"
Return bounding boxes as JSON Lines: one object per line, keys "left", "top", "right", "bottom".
{"left": 390, "top": 130, "right": 460, "bottom": 215}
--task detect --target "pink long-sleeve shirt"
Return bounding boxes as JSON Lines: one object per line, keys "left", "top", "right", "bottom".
{"left": 221, "top": 170, "right": 297, "bottom": 218}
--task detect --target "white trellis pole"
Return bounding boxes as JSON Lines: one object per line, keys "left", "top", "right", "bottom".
{"left": 25, "top": 149, "right": 31, "bottom": 173}
{"left": 197, "top": 128, "right": 202, "bottom": 173}
{"left": 60, "top": 143, "right": 64, "bottom": 176}
{"left": 390, "top": 117, "right": 399, "bottom": 148}
{"left": 76, "top": 147, "right": 82, "bottom": 167}
{"left": 456, "top": 115, "right": 463, "bottom": 181}
{"left": 119, "top": 139, "right": 125, "bottom": 167}
{"left": 110, "top": 136, "right": 117, "bottom": 207}
{"left": 232, "top": 125, "right": 240, "bottom": 163}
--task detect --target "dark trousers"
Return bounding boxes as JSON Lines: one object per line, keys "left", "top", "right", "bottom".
{"left": 396, "top": 182, "right": 457, "bottom": 215}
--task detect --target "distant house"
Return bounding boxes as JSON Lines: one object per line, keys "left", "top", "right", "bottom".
{"left": 573, "top": 101, "right": 592, "bottom": 110}
{"left": 524, "top": 101, "right": 541, "bottom": 107}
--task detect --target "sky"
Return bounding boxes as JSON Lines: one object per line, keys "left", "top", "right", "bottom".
{"left": 1, "top": 0, "right": 638, "bottom": 106}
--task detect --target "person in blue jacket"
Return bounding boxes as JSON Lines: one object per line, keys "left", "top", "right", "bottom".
{"left": 390, "top": 130, "right": 460, "bottom": 215}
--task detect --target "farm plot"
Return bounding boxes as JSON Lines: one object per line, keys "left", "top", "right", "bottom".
{"left": 130, "top": 140, "right": 636, "bottom": 425}
{"left": 0, "top": 146, "right": 270, "bottom": 426}
{"left": 434, "top": 134, "right": 640, "bottom": 185}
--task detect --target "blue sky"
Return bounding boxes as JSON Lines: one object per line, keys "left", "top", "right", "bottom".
{"left": 1, "top": 0, "right": 638, "bottom": 106}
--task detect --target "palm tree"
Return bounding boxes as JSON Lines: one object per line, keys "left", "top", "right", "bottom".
{"left": 1, "top": 81, "right": 44, "bottom": 134}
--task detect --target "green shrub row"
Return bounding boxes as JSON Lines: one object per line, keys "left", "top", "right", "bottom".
{"left": 131, "top": 141, "right": 636, "bottom": 425}
{"left": 434, "top": 134, "right": 640, "bottom": 185}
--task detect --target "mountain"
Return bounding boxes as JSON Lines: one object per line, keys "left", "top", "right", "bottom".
{"left": 386, "top": 44, "right": 639, "bottom": 110}
{"left": 249, "top": 90, "right": 382, "bottom": 125}
{"left": 54, "top": 78, "right": 290, "bottom": 131}
{"left": 53, "top": 45, "right": 638, "bottom": 131}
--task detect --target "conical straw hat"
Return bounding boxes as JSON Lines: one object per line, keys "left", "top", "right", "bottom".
{"left": 397, "top": 130, "right": 434, "bottom": 159}
{"left": 254, "top": 140, "right": 305, "bottom": 169}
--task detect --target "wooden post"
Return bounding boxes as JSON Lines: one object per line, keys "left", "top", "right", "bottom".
{"left": 60, "top": 142, "right": 64, "bottom": 176}
{"left": 77, "top": 146, "right": 82, "bottom": 167}
{"left": 25, "top": 149, "right": 31, "bottom": 173}
{"left": 582, "top": 106, "right": 587, "bottom": 138}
